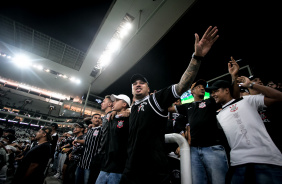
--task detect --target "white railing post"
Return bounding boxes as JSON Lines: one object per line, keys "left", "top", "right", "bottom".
{"left": 165, "top": 133, "right": 191, "bottom": 184}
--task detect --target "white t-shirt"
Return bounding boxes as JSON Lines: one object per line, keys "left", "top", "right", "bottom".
{"left": 216, "top": 95, "right": 282, "bottom": 166}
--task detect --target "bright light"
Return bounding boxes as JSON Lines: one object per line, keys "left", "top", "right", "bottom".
{"left": 107, "top": 38, "right": 121, "bottom": 53}
{"left": 69, "top": 77, "right": 76, "bottom": 82}
{"left": 33, "top": 64, "right": 43, "bottom": 70}
{"left": 99, "top": 53, "right": 112, "bottom": 68}
{"left": 13, "top": 54, "right": 32, "bottom": 68}
{"left": 19, "top": 84, "right": 30, "bottom": 90}
{"left": 75, "top": 79, "right": 81, "bottom": 84}
{"left": 69, "top": 77, "right": 80, "bottom": 84}
{"left": 0, "top": 79, "right": 6, "bottom": 83}
{"left": 120, "top": 22, "right": 132, "bottom": 38}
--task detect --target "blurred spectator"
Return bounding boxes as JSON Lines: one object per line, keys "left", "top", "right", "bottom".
{"left": 50, "top": 123, "right": 59, "bottom": 164}
{"left": 53, "top": 131, "right": 73, "bottom": 179}
{"left": 12, "top": 127, "right": 52, "bottom": 184}
{"left": 63, "top": 122, "right": 85, "bottom": 184}
{"left": 266, "top": 80, "right": 277, "bottom": 89}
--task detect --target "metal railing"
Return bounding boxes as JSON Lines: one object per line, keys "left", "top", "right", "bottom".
{"left": 165, "top": 133, "right": 191, "bottom": 184}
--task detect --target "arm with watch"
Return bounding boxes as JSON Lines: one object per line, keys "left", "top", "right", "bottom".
{"left": 237, "top": 76, "right": 282, "bottom": 107}
{"left": 175, "top": 26, "right": 219, "bottom": 95}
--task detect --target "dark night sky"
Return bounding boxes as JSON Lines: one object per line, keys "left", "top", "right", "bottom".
{"left": 0, "top": 0, "right": 281, "bottom": 99}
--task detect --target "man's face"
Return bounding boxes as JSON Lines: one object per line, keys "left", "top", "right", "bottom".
{"left": 35, "top": 129, "right": 46, "bottom": 140}
{"left": 132, "top": 80, "right": 150, "bottom": 100}
{"left": 211, "top": 88, "right": 228, "bottom": 104}
{"left": 73, "top": 126, "right": 82, "bottom": 134}
{"left": 112, "top": 99, "right": 126, "bottom": 111}
{"left": 251, "top": 78, "right": 263, "bottom": 85}
{"left": 91, "top": 115, "right": 102, "bottom": 126}
{"left": 191, "top": 84, "right": 206, "bottom": 98}
{"left": 267, "top": 81, "right": 277, "bottom": 89}
{"left": 3, "top": 132, "right": 9, "bottom": 136}
{"left": 101, "top": 98, "right": 112, "bottom": 111}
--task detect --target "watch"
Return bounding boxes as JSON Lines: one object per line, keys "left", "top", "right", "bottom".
{"left": 192, "top": 52, "right": 204, "bottom": 61}
{"left": 249, "top": 82, "right": 255, "bottom": 89}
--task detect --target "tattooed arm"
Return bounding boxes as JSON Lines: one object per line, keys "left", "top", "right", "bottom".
{"left": 175, "top": 26, "right": 219, "bottom": 95}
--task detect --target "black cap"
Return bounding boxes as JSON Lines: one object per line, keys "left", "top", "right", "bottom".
{"left": 130, "top": 74, "right": 149, "bottom": 85}
{"left": 206, "top": 80, "right": 231, "bottom": 92}
{"left": 2, "top": 134, "right": 16, "bottom": 143}
{"left": 190, "top": 79, "right": 207, "bottom": 90}
{"left": 4, "top": 128, "right": 15, "bottom": 135}
{"left": 50, "top": 123, "right": 58, "bottom": 130}
{"left": 74, "top": 122, "right": 85, "bottom": 128}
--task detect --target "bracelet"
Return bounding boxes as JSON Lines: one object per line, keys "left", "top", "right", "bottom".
{"left": 249, "top": 82, "right": 255, "bottom": 89}
{"left": 192, "top": 52, "right": 204, "bottom": 61}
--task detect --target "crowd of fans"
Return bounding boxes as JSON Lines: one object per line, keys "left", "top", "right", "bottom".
{"left": 0, "top": 26, "right": 281, "bottom": 184}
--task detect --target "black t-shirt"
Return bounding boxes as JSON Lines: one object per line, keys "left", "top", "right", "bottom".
{"left": 71, "top": 134, "right": 85, "bottom": 162}
{"left": 176, "top": 98, "right": 221, "bottom": 147}
{"left": 97, "top": 111, "right": 112, "bottom": 156}
{"left": 51, "top": 133, "right": 58, "bottom": 156}
{"left": 122, "top": 85, "right": 179, "bottom": 183}
{"left": 102, "top": 116, "right": 129, "bottom": 173}
{"left": 167, "top": 112, "right": 187, "bottom": 134}
{"left": 12, "top": 142, "right": 51, "bottom": 184}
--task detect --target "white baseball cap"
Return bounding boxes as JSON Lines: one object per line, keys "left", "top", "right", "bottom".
{"left": 110, "top": 94, "right": 131, "bottom": 106}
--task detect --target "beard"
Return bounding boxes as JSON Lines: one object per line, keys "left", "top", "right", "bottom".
{"left": 199, "top": 94, "right": 205, "bottom": 99}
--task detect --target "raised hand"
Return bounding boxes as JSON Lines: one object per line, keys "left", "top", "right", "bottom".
{"left": 194, "top": 26, "right": 219, "bottom": 57}
{"left": 237, "top": 76, "right": 251, "bottom": 88}
{"left": 228, "top": 56, "right": 239, "bottom": 77}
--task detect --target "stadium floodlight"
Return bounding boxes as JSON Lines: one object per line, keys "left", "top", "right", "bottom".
{"left": 12, "top": 54, "right": 32, "bottom": 68}
{"left": 96, "top": 13, "right": 134, "bottom": 70}
{"left": 119, "top": 22, "right": 132, "bottom": 38}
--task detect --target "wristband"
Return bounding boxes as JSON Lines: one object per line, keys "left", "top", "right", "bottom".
{"left": 249, "top": 82, "right": 255, "bottom": 89}
{"left": 192, "top": 52, "right": 204, "bottom": 61}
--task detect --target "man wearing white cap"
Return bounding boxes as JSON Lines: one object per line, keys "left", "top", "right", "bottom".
{"left": 96, "top": 94, "right": 130, "bottom": 184}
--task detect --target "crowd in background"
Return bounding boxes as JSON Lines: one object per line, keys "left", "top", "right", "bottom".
{"left": 0, "top": 74, "right": 281, "bottom": 184}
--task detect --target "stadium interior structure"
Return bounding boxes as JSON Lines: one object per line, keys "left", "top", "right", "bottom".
{"left": 0, "top": 0, "right": 199, "bottom": 133}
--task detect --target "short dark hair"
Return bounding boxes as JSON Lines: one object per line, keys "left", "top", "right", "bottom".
{"left": 50, "top": 123, "right": 58, "bottom": 130}
{"left": 105, "top": 95, "right": 113, "bottom": 102}
{"left": 41, "top": 127, "right": 53, "bottom": 141}
{"left": 92, "top": 113, "right": 101, "bottom": 118}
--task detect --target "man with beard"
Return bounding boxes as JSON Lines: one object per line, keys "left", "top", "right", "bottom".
{"left": 120, "top": 26, "right": 219, "bottom": 184}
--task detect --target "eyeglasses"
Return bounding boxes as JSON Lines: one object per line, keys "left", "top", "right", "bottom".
{"left": 268, "top": 83, "right": 275, "bottom": 86}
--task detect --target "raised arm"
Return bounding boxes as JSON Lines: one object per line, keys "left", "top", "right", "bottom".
{"left": 238, "top": 76, "right": 282, "bottom": 106}
{"left": 175, "top": 26, "right": 219, "bottom": 95}
{"left": 228, "top": 56, "right": 240, "bottom": 99}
